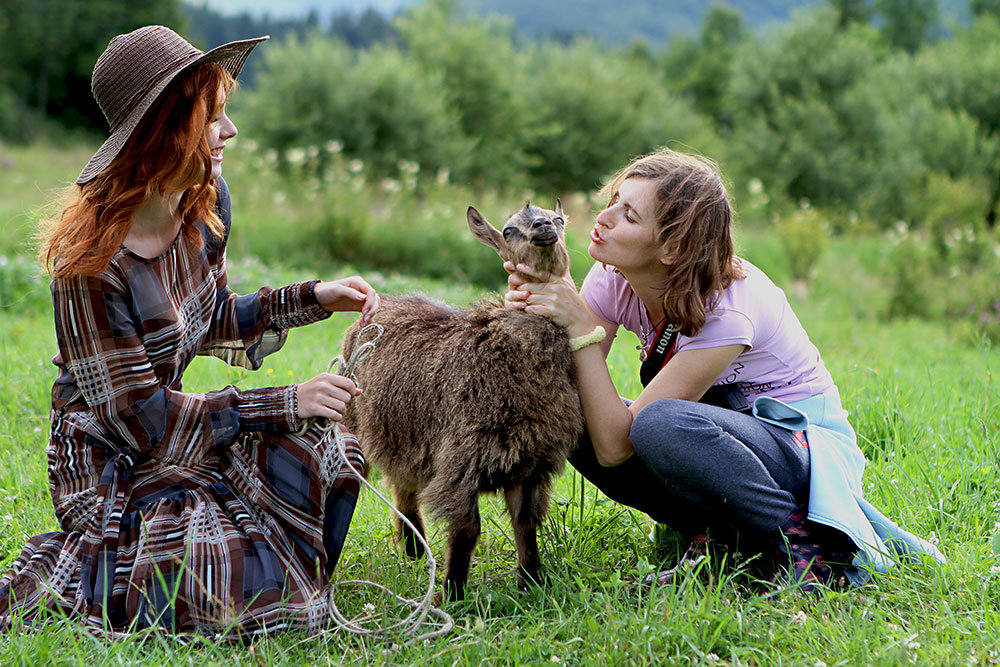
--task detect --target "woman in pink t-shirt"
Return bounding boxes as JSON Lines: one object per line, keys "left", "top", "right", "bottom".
{"left": 505, "top": 149, "right": 853, "bottom": 590}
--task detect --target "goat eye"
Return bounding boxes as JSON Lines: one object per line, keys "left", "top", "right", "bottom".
{"left": 502, "top": 228, "right": 515, "bottom": 239}
{"left": 553, "top": 217, "right": 564, "bottom": 225}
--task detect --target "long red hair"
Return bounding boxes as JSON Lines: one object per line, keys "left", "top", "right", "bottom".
{"left": 39, "top": 63, "right": 235, "bottom": 278}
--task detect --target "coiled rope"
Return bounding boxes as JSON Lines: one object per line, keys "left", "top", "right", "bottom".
{"left": 296, "top": 323, "right": 454, "bottom": 646}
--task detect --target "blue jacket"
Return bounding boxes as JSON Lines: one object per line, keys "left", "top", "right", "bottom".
{"left": 752, "top": 388, "right": 945, "bottom": 584}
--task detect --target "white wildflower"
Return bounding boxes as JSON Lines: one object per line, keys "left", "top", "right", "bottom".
{"left": 791, "top": 610, "right": 807, "bottom": 625}
{"left": 748, "top": 178, "right": 764, "bottom": 195}
{"left": 325, "top": 140, "right": 344, "bottom": 154}
{"left": 348, "top": 159, "right": 364, "bottom": 174}
{"left": 286, "top": 147, "right": 307, "bottom": 165}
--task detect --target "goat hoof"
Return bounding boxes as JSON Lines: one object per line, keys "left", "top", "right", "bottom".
{"left": 517, "top": 568, "right": 544, "bottom": 590}
{"left": 402, "top": 537, "right": 425, "bottom": 560}
{"left": 444, "top": 581, "right": 466, "bottom": 602}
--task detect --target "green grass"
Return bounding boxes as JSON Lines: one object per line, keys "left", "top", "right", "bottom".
{"left": 1, "top": 142, "right": 999, "bottom": 665}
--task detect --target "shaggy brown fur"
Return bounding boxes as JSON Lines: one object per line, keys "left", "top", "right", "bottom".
{"left": 342, "top": 203, "right": 584, "bottom": 601}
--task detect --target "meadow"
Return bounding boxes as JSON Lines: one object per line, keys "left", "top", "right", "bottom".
{"left": 0, "top": 139, "right": 998, "bottom": 665}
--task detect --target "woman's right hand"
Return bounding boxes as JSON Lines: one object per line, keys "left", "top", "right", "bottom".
{"left": 295, "top": 373, "right": 361, "bottom": 421}
{"left": 503, "top": 261, "right": 594, "bottom": 338}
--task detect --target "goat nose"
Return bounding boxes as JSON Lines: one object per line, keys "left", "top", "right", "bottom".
{"left": 532, "top": 218, "right": 550, "bottom": 229}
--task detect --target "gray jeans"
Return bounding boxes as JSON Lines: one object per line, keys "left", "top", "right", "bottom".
{"left": 570, "top": 398, "right": 810, "bottom": 546}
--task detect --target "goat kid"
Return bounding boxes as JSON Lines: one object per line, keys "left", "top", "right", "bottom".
{"left": 342, "top": 202, "right": 584, "bottom": 601}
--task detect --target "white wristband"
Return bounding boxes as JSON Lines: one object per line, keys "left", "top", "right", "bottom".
{"left": 568, "top": 325, "right": 606, "bottom": 352}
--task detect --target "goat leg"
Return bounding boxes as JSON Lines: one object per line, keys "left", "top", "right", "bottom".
{"left": 504, "top": 481, "right": 546, "bottom": 589}
{"left": 393, "top": 486, "right": 426, "bottom": 560}
{"left": 444, "top": 502, "right": 481, "bottom": 601}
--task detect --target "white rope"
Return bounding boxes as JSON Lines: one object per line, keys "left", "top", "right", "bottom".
{"left": 300, "top": 323, "right": 454, "bottom": 646}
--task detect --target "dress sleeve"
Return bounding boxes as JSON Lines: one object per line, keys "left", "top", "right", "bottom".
{"left": 52, "top": 272, "right": 301, "bottom": 464}
{"left": 198, "top": 176, "right": 331, "bottom": 370}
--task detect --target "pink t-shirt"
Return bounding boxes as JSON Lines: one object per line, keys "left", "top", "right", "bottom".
{"left": 581, "top": 260, "right": 835, "bottom": 403}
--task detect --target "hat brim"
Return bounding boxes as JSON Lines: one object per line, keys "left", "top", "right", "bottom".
{"left": 76, "top": 35, "right": 269, "bottom": 185}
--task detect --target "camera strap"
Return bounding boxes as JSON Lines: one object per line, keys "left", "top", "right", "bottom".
{"left": 639, "top": 318, "right": 680, "bottom": 387}
{"left": 638, "top": 317, "right": 752, "bottom": 414}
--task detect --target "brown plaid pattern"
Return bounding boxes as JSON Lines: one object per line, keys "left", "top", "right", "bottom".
{"left": 0, "top": 179, "right": 364, "bottom": 636}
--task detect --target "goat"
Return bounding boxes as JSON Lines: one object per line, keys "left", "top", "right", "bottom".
{"left": 341, "top": 202, "right": 583, "bottom": 601}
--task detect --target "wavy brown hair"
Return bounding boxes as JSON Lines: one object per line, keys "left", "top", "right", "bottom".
{"left": 39, "top": 63, "right": 235, "bottom": 278}
{"left": 599, "top": 148, "right": 744, "bottom": 337}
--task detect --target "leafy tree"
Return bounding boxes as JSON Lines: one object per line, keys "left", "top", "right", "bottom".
{"left": 970, "top": 0, "right": 1000, "bottom": 17}
{"left": 831, "top": 0, "right": 872, "bottom": 27}
{"left": 394, "top": 0, "right": 531, "bottom": 188}
{"left": 906, "top": 15, "right": 1000, "bottom": 225}
{"left": 722, "top": 6, "right": 889, "bottom": 212}
{"left": 330, "top": 8, "right": 398, "bottom": 48}
{"left": 875, "top": 0, "right": 939, "bottom": 52}
{"left": 662, "top": 4, "right": 746, "bottom": 126}
{"left": 240, "top": 33, "right": 473, "bottom": 179}
{"left": 523, "top": 39, "right": 715, "bottom": 194}
{"left": 0, "top": 0, "right": 183, "bottom": 136}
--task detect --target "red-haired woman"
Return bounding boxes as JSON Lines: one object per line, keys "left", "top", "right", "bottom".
{"left": 506, "top": 149, "right": 944, "bottom": 591}
{"left": 0, "top": 26, "right": 378, "bottom": 635}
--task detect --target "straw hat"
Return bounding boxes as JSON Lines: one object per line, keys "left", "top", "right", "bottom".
{"left": 76, "top": 25, "right": 268, "bottom": 184}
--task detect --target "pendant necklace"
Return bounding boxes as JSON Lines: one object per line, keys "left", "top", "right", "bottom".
{"left": 637, "top": 305, "right": 666, "bottom": 362}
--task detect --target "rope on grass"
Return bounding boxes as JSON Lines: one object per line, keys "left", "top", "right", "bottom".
{"left": 298, "top": 323, "right": 454, "bottom": 646}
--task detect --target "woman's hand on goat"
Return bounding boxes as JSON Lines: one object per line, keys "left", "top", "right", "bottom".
{"left": 503, "top": 262, "right": 594, "bottom": 338}
{"left": 295, "top": 373, "right": 361, "bottom": 421}
{"left": 315, "top": 276, "right": 380, "bottom": 324}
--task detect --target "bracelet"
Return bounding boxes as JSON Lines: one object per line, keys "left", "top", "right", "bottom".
{"left": 568, "top": 325, "right": 606, "bottom": 352}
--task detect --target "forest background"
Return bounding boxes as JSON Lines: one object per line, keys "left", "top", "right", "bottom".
{"left": 0, "top": 0, "right": 999, "bottom": 664}
{"left": 2, "top": 0, "right": 999, "bottom": 335}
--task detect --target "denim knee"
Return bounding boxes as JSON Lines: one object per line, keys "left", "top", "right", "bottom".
{"left": 629, "top": 398, "right": 695, "bottom": 462}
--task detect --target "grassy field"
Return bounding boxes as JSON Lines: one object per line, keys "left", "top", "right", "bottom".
{"left": 0, "top": 141, "right": 998, "bottom": 665}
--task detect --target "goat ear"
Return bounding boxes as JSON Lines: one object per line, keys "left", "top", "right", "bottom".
{"left": 467, "top": 206, "right": 506, "bottom": 256}
{"left": 555, "top": 198, "right": 564, "bottom": 219}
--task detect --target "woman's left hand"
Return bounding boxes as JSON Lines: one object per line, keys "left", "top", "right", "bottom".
{"left": 504, "top": 262, "right": 593, "bottom": 337}
{"left": 315, "top": 276, "right": 380, "bottom": 323}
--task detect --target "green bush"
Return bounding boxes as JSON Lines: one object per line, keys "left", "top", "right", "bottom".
{"left": 0, "top": 253, "right": 48, "bottom": 312}
{"left": 239, "top": 33, "right": 473, "bottom": 180}
{"left": 395, "top": 1, "right": 531, "bottom": 189}
{"left": 771, "top": 203, "right": 830, "bottom": 284}
{"left": 886, "top": 229, "right": 939, "bottom": 320}
{"left": 521, "top": 39, "right": 716, "bottom": 194}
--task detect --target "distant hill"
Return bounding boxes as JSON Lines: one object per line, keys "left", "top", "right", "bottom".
{"left": 189, "top": 0, "right": 972, "bottom": 45}
{"left": 467, "top": 0, "right": 819, "bottom": 44}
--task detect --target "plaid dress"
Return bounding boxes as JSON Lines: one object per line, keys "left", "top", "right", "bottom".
{"left": 0, "top": 179, "right": 364, "bottom": 636}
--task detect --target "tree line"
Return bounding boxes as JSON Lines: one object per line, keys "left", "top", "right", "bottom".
{"left": 5, "top": 0, "right": 1000, "bottom": 231}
